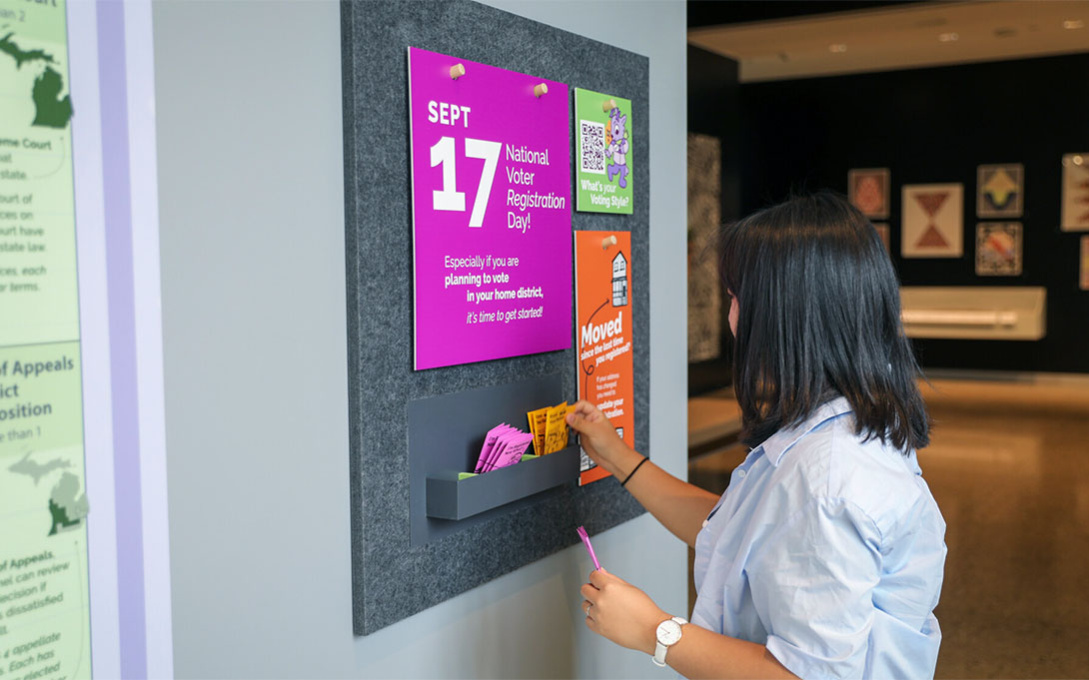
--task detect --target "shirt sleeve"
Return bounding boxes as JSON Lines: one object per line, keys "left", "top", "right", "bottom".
{"left": 746, "top": 496, "right": 882, "bottom": 680}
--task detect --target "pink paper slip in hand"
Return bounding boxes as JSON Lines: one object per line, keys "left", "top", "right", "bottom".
{"left": 576, "top": 526, "right": 601, "bottom": 571}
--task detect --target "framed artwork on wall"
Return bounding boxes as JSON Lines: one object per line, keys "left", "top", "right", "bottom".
{"left": 902, "top": 183, "right": 963, "bottom": 258}
{"left": 687, "top": 133, "right": 721, "bottom": 364}
{"left": 977, "top": 164, "right": 1023, "bottom": 218}
{"left": 1061, "top": 153, "right": 1089, "bottom": 232}
{"left": 975, "top": 223, "right": 1022, "bottom": 276}
{"left": 1081, "top": 236, "right": 1089, "bottom": 290}
{"left": 848, "top": 168, "right": 890, "bottom": 218}
{"left": 873, "top": 223, "right": 890, "bottom": 254}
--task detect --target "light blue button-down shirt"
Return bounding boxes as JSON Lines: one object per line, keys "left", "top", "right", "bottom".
{"left": 692, "top": 397, "right": 946, "bottom": 679}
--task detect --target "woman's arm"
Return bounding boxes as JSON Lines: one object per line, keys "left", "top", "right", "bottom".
{"left": 567, "top": 401, "right": 719, "bottom": 547}
{"left": 664, "top": 622, "right": 797, "bottom": 680}
{"left": 581, "top": 569, "right": 798, "bottom": 680}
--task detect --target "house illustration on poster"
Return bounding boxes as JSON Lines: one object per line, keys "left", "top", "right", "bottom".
{"left": 612, "top": 251, "right": 628, "bottom": 306}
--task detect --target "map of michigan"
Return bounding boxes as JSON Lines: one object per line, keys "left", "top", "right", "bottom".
{"left": 8, "top": 451, "right": 87, "bottom": 536}
{"left": 0, "top": 30, "right": 55, "bottom": 67}
{"left": 8, "top": 450, "right": 72, "bottom": 485}
{"left": 0, "top": 31, "right": 72, "bottom": 128}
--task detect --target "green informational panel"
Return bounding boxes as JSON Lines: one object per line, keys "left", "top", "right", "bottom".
{"left": 0, "top": 2, "right": 91, "bottom": 677}
{"left": 574, "top": 88, "right": 633, "bottom": 214}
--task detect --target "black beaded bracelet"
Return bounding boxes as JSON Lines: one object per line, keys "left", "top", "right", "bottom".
{"left": 620, "top": 456, "right": 648, "bottom": 487}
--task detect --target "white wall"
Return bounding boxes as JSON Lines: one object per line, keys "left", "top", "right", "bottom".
{"left": 153, "top": 1, "right": 687, "bottom": 677}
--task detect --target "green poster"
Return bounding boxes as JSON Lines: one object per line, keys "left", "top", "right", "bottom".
{"left": 574, "top": 88, "right": 633, "bottom": 215}
{"left": 0, "top": 2, "right": 91, "bottom": 678}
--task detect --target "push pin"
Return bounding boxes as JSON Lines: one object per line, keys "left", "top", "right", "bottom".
{"left": 450, "top": 63, "right": 466, "bottom": 80}
{"left": 601, "top": 235, "right": 618, "bottom": 250}
{"left": 602, "top": 99, "right": 617, "bottom": 112}
{"left": 534, "top": 83, "right": 549, "bottom": 98}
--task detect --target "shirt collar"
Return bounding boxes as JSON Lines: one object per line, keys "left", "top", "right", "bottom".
{"left": 755, "top": 396, "right": 854, "bottom": 467}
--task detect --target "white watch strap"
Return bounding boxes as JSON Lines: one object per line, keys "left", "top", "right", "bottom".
{"left": 651, "top": 647, "right": 669, "bottom": 666}
{"left": 652, "top": 616, "right": 687, "bottom": 667}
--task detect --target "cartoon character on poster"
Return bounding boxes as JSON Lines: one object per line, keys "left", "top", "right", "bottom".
{"left": 606, "top": 106, "right": 629, "bottom": 189}
{"left": 574, "top": 88, "right": 633, "bottom": 214}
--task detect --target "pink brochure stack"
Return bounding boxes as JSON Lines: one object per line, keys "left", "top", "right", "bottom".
{"left": 474, "top": 424, "right": 535, "bottom": 473}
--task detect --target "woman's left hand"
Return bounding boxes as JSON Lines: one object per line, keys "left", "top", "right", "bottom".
{"left": 580, "top": 569, "right": 669, "bottom": 655}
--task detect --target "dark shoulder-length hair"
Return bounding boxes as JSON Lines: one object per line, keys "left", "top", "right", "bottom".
{"left": 720, "top": 191, "right": 929, "bottom": 453}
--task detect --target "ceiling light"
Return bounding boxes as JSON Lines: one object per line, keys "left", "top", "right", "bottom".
{"left": 1064, "top": 19, "right": 1085, "bottom": 29}
{"left": 1076, "top": 156, "right": 1085, "bottom": 166}
{"left": 938, "top": 32, "right": 959, "bottom": 42}
{"left": 829, "top": 44, "right": 847, "bottom": 53}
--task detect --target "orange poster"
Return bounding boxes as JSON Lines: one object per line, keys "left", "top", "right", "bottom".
{"left": 575, "top": 231, "right": 634, "bottom": 485}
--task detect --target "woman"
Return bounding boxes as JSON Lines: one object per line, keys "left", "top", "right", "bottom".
{"left": 569, "top": 192, "right": 946, "bottom": 679}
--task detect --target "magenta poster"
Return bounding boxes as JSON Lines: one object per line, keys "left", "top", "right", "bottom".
{"left": 407, "top": 47, "right": 573, "bottom": 371}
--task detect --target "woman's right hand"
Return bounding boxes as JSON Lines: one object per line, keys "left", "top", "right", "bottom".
{"left": 566, "top": 400, "right": 636, "bottom": 477}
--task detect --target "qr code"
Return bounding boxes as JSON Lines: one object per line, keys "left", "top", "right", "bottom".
{"left": 579, "top": 120, "right": 606, "bottom": 174}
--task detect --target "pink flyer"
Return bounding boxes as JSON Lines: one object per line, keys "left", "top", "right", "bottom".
{"left": 408, "top": 47, "right": 573, "bottom": 370}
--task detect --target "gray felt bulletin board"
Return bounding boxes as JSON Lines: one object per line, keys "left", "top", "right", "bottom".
{"left": 342, "top": 0, "right": 650, "bottom": 636}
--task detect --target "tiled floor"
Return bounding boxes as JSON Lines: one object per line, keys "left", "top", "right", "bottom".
{"left": 688, "top": 379, "right": 1089, "bottom": 679}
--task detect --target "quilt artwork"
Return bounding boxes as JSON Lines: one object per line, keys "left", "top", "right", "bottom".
{"left": 977, "top": 164, "right": 1023, "bottom": 218}
{"left": 902, "top": 183, "right": 963, "bottom": 258}
{"left": 975, "top": 223, "right": 1022, "bottom": 276}
{"left": 1061, "top": 154, "right": 1089, "bottom": 232}
{"left": 848, "top": 168, "right": 890, "bottom": 219}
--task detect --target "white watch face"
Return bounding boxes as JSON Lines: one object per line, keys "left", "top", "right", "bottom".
{"left": 656, "top": 620, "right": 682, "bottom": 646}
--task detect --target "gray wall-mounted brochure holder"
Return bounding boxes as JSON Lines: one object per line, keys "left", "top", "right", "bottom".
{"left": 426, "top": 446, "right": 579, "bottom": 521}
{"left": 408, "top": 373, "right": 575, "bottom": 546}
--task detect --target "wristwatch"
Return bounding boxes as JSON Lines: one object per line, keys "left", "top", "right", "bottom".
{"left": 652, "top": 616, "right": 687, "bottom": 667}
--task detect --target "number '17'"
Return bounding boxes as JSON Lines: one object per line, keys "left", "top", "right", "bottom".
{"left": 430, "top": 136, "right": 501, "bottom": 228}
